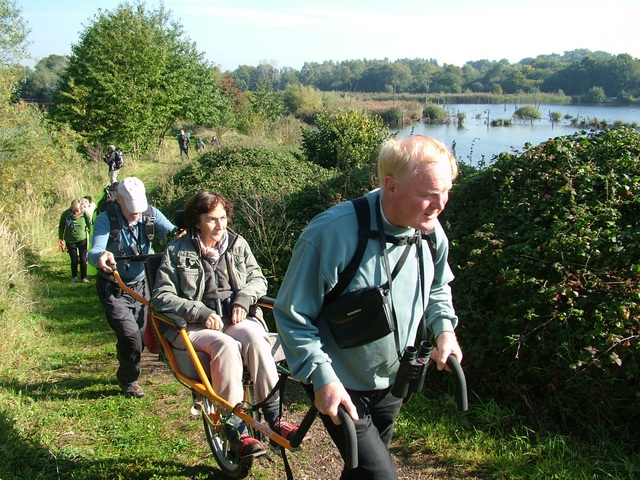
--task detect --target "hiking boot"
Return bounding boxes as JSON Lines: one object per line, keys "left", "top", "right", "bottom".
{"left": 231, "top": 433, "right": 266, "bottom": 460}
{"left": 70, "top": 277, "right": 78, "bottom": 283}
{"left": 81, "top": 277, "right": 90, "bottom": 284}
{"left": 120, "top": 382, "right": 145, "bottom": 398}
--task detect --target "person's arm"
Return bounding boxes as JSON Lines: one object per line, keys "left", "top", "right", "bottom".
{"left": 58, "top": 210, "right": 66, "bottom": 241}
{"left": 149, "top": 206, "right": 176, "bottom": 243}
{"left": 58, "top": 210, "right": 67, "bottom": 250}
{"left": 88, "top": 212, "right": 116, "bottom": 272}
{"left": 83, "top": 211, "right": 92, "bottom": 234}
{"left": 230, "top": 238, "right": 268, "bottom": 323}
{"left": 424, "top": 221, "right": 463, "bottom": 370}
{"left": 274, "top": 238, "right": 358, "bottom": 424}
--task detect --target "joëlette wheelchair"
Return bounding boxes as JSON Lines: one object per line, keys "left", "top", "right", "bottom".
{"left": 111, "top": 253, "right": 343, "bottom": 480}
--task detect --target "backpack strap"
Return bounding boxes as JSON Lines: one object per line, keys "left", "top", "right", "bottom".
{"left": 107, "top": 203, "right": 156, "bottom": 255}
{"left": 324, "top": 195, "right": 437, "bottom": 304}
{"left": 142, "top": 205, "right": 155, "bottom": 243}
{"left": 106, "top": 203, "right": 125, "bottom": 255}
{"left": 323, "top": 196, "right": 371, "bottom": 304}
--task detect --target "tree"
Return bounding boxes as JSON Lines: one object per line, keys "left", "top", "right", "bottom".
{"left": 20, "top": 54, "right": 68, "bottom": 102}
{"left": 52, "top": 2, "right": 230, "bottom": 155}
{"left": 0, "top": 0, "right": 30, "bottom": 102}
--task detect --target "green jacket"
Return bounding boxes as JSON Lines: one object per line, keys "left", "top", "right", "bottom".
{"left": 151, "top": 229, "right": 268, "bottom": 341}
{"left": 58, "top": 208, "right": 91, "bottom": 243}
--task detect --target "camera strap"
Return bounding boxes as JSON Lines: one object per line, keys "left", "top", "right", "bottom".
{"left": 375, "top": 197, "right": 418, "bottom": 361}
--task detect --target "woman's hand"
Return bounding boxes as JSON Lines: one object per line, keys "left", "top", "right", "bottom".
{"left": 58, "top": 239, "right": 66, "bottom": 252}
{"left": 230, "top": 305, "right": 247, "bottom": 324}
{"left": 205, "top": 313, "right": 223, "bottom": 331}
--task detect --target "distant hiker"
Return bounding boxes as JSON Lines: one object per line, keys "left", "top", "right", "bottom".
{"left": 103, "top": 145, "right": 124, "bottom": 184}
{"left": 196, "top": 137, "right": 205, "bottom": 153}
{"left": 212, "top": 135, "right": 221, "bottom": 148}
{"left": 58, "top": 198, "right": 92, "bottom": 283}
{"left": 177, "top": 129, "right": 190, "bottom": 159}
{"left": 82, "top": 195, "right": 96, "bottom": 221}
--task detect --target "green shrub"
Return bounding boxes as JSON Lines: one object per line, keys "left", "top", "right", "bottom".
{"left": 160, "top": 146, "right": 335, "bottom": 291}
{"left": 422, "top": 103, "right": 449, "bottom": 123}
{"left": 441, "top": 127, "right": 640, "bottom": 436}
{"left": 301, "top": 110, "right": 388, "bottom": 170}
{"left": 513, "top": 105, "right": 542, "bottom": 120}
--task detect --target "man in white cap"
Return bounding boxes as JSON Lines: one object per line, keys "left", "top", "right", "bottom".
{"left": 89, "top": 177, "right": 176, "bottom": 398}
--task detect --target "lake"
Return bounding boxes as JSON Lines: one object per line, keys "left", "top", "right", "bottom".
{"left": 393, "top": 104, "right": 640, "bottom": 166}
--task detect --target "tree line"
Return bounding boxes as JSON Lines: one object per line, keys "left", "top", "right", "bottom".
{"left": 23, "top": 46, "right": 640, "bottom": 106}
{"left": 230, "top": 51, "right": 640, "bottom": 101}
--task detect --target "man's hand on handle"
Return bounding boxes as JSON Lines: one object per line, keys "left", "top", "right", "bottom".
{"left": 98, "top": 251, "right": 117, "bottom": 273}
{"left": 432, "top": 330, "right": 463, "bottom": 371}
{"left": 314, "top": 380, "right": 359, "bottom": 425}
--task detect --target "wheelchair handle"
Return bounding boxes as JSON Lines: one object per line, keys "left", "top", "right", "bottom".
{"left": 288, "top": 405, "right": 318, "bottom": 448}
{"left": 288, "top": 404, "right": 358, "bottom": 469}
{"left": 446, "top": 355, "right": 468, "bottom": 412}
{"left": 338, "top": 405, "right": 358, "bottom": 470}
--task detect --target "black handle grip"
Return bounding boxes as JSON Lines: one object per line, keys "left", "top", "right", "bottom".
{"left": 446, "top": 356, "right": 468, "bottom": 411}
{"left": 338, "top": 405, "right": 358, "bottom": 470}
{"left": 288, "top": 405, "right": 318, "bottom": 448}
{"left": 113, "top": 254, "right": 156, "bottom": 262}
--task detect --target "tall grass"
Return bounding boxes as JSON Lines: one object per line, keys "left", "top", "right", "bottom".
{"left": 0, "top": 212, "right": 42, "bottom": 376}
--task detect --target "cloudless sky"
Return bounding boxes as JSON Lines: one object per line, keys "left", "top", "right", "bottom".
{"left": 18, "top": 0, "right": 640, "bottom": 72}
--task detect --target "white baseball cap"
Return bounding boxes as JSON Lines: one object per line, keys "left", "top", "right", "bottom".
{"left": 117, "top": 177, "right": 148, "bottom": 213}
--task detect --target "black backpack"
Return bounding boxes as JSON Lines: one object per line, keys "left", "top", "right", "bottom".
{"left": 96, "top": 183, "right": 119, "bottom": 214}
{"left": 113, "top": 150, "right": 125, "bottom": 169}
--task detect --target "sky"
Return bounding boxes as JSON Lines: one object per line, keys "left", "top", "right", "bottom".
{"left": 18, "top": 0, "right": 640, "bottom": 72}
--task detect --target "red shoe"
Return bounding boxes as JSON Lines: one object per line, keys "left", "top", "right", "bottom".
{"left": 271, "top": 419, "right": 299, "bottom": 441}
{"left": 231, "top": 433, "right": 266, "bottom": 459}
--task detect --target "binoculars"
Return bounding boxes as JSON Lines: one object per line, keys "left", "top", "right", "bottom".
{"left": 391, "top": 340, "right": 433, "bottom": 403}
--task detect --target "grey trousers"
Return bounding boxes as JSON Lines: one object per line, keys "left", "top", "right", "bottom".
{"left": 171, "top": 317, "right": 279, "bottom": 406}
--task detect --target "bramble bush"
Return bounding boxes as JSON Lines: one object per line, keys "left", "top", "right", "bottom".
{"left": 441, "top": 127, "right": 640, "bottom": 436}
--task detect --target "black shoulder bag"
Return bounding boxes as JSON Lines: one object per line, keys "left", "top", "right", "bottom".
{"left": 317, "top": 197, "right": 417, "bottom": 349}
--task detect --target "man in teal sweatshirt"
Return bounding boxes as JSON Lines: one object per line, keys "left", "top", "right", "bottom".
{"left": 274, "top": 135, "right": 463, "bottom": 479}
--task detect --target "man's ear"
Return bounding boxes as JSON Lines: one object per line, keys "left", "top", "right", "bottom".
{"left": 383, "top": 175, "right": 396, "bottom": 195}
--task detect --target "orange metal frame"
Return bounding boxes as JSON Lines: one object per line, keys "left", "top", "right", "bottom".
{"left": 111, "top": 270, "right": 298, "bottom": 450}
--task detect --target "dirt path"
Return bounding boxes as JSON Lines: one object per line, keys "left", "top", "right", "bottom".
{"left": 141, "top": 351, "right": 466, "bottom": 480}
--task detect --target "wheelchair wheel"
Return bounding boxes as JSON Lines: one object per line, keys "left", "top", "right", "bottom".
{"left": 200, "top": 383, "right": 258, "bottom": 479}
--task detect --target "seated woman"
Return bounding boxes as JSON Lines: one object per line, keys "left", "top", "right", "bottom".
{"left": 151, "top": 191, "right": 297, "bottom": 459}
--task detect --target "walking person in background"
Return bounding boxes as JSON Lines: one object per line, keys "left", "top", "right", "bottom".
{"left": 82, "top": 195, "right": 96, "bottom": 222}
{"left": 196, "top": 137, "right": 205, "bottom": 153}
{"left": 103, "top": 145, "right": 124, "bottom": 184}
{"left": 58, "top": 198, "right": 92, "bottom": 283}
{"left": 274, "top": 135, "right": 463, "bottom": 479}
{"left": 89, "top": 177, "right": 176, "bottom": 398}
{"left": 177, "top": 129, "right": 190, "bottom": 160}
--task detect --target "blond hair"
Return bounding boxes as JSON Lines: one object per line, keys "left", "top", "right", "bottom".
{"left": 378, "top": 135, "right": 458, "bottom": 187}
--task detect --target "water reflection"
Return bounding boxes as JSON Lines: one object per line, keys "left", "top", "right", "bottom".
{"left": 393, "top": 104, "right": 640, "bottom": 166}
